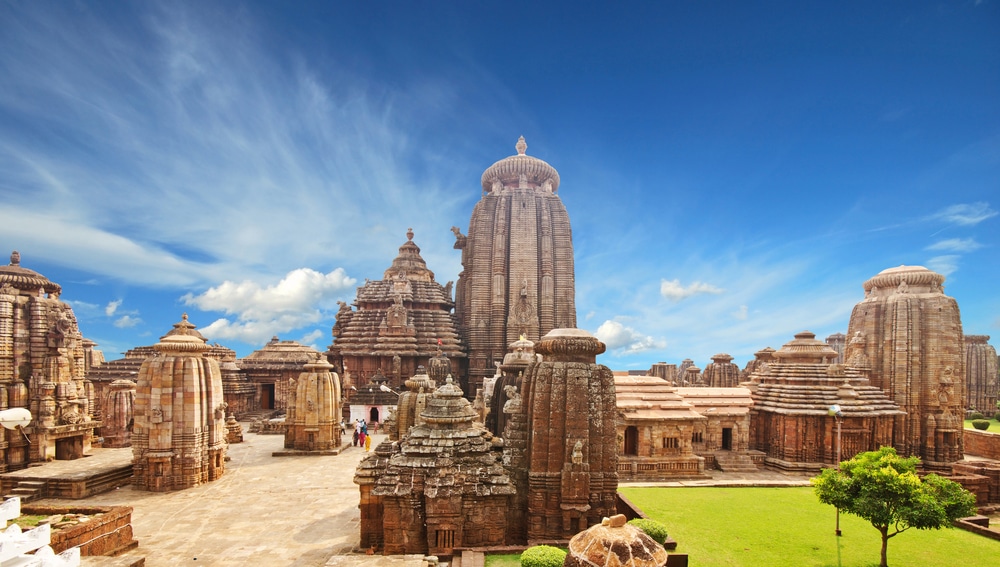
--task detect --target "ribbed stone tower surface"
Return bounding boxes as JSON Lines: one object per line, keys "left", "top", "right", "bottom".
{"left": 329, "top": 229, "right": 465, "bottom": 392}
{"left": 486, "top": 335, "right": 537, "bottom": 438}
{"left": 746, "top": 331, "right": 903, "bottom": 472}
{"left": 965, "top": 335, "right": 998, "bottom": 413}
{"left": 390, "top": 366, "right": 435, "bottom": 441}
{"left": 702, "top": 353, "right": 740, "bottom": 387}
{"left": 520, "top": 328, "right": 617, "bottom": 543}
{"left": 0, "top": 251, "right": 97, "bottom": 469}
{"left": 357, "top": 377, "right": 515, "bottom": 556}
{"left": 281, "top": 354, "right": 342, "bottom": 452}
{"left": 740, "top": 347, "right": 775, "bottom": 382}
{"left": 454, "top": 137, "right": 577, "bottom": 396}
{"left": 132, "top": 315, "right": 227, "bottom": 491}
{"left": 844, "top": 265, "right": 965, "bottom": 470}
{"left": 100, "top": 379, "right": 136, "bottom": 448}
{"left": 826, "top": 332, "right": 846, "bottom": 364}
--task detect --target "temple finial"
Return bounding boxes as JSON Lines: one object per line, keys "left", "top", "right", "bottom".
{"left": 516, "top": 136, "right": 527, "bottom": 156}
{"left": 407, "top": 227, "right": 414, "bottom": 241}
{"left": 9, "top": 251, "right": 19, "bottom": 266}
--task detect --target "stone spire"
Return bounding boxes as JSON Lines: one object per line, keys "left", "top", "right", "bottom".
{"left": 965, "top": 335, "right": 998, "bottom": 413}
{"left": 844, "top": 265, "right": 965, "bottom": 470}
{"left": 455, "top": 138, "right": 576, "bottom": 396}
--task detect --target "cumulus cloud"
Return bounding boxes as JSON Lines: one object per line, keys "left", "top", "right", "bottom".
{"left": 105, "top": 299, "right": 123, "bottom": 317}
{"left": 113, "top": 315, "right": 142, "bottom": 328}
{"left": 732, "top": 305, "right": 748, "bottom": 320}
{"left": 184, "top": 267, "right": 357, "bottom": 345}
{"left": 926, "top": 238, "right": 983, "bottom": 253}
{"left": 928, "top": 202, "right": 997, "bottom": 226}
{"left": 927, "top": 255, "right": 959, "bottom": 276}
{"left": 660, "top": 279, "right": 724, "bottom": 301}
{"left": 594, "top": 320, "right": 667, "bottom": 355}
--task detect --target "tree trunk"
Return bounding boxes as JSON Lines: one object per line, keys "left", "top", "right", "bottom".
{"left": 880, "top": 528, "right": 889, "bottom": 567}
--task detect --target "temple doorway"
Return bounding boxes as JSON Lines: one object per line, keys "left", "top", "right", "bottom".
{"left": 55, "top": 436, "right": 83, "bottom": 460}
{"left": 261, "top": 383, "right": 275, "bottom": 410}
{"left": 624, "top": 426, "right": 639, "bottom": 455}
{"left": 722, "top": 427, "right": 733, "bottom": 451}
{"left": 370, "top": 407, "right": 380, "bottom": 423}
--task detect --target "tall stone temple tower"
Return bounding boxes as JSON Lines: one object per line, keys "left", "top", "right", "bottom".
{"left": 453, "top": 137, "right": 577, "bottom": 395}
{"left": 844, "top": 265, "right": 965, "bottom": 470}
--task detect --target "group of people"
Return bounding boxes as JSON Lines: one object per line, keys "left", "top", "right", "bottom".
{"left": 351, "top": 418, "right": 371, "bottom": 451}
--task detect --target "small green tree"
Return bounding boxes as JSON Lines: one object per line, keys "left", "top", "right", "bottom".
{"left": 812, "top": 447, "right": 976, "bottom": 567}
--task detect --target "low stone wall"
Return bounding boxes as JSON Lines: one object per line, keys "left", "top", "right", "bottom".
{"left": 23, "top": 505, "right": 137, "bottom": 556}
{"left": 965, "top": 429, "right": 1000, "bottom": 459}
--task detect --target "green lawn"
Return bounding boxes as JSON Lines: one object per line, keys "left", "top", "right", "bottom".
{"left": 964, "top": 418, "right": 1000, "bottom": 432}
{"left": 616, "top": 486, "right": 997, "bottom": 567}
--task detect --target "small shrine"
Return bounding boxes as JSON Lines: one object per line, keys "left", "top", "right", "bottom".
{"left": 278, "top": 354, "right": 342, "bottom": 454}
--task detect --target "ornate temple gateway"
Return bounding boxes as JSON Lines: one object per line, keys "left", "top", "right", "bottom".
{"left": 453, "top": 137, "right": 577, "bottom": 395}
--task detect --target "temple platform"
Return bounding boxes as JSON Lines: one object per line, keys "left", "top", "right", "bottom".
{"left": 0, "top": 447, "right": 133, "bottom": 501}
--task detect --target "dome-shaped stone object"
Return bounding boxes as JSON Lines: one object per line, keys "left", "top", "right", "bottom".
{"left": 565, "top": 514, "right": 668, "bottom": 567}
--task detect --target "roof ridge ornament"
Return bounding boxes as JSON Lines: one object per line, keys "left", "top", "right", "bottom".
{"left": 9, "top": 251, "right": 19, "bottom": 266}
{"left": 516, "top": 136, "right": 527, "bottom": 155}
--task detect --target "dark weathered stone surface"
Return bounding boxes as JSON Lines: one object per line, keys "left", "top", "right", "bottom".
{"left": 454, "top": 138, "right": 577, "bottom": 396}
{"left": 701, "top": 353, "right": 739, "bottom": 388}
{"left": 844, "top": 265, "right": 965, "bottom": 470}
{"left": 100, "top": 379, "right": 135, "bottom": 448}
{"left": 965, "top": 335, "right": 998, "bottom": 414}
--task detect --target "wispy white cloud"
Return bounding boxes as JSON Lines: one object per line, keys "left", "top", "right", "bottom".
{"left": 593, "top": 320, "right": 667, "bottom": 355}
{"left": 926, "top": 255, "right": 960, "bottom": 276}
{"left": 928, "top": 202, "right": 997, "bottom": 226}
{"left": 731, "top": 305, "right": 749, "bottom": 320}
{"left": 659, "top": 279, "right": 724, "bottom": 301}
{"left": 113, "top": 315, "right": 142, "bottom": 328}
{"left": 925, "top": 238, "right": 983, "bottom": 253}
{"left": 105, "top": 299, "right": 123, "bottom": 317}
{"left": 183, "top": 268, "right": 356, "bottom": 345}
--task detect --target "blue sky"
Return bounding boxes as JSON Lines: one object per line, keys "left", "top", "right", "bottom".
{"left": 1, "top": 2, "right": 997, "bottom": 371}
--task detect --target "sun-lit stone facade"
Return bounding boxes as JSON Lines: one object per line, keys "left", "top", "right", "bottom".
{"left": 740, "top": 347, "right": 775, "bottom": 382}
{"left": 454, "top": 137, "right": 577, "bottom": 396}
{"left": 0, "top": 251, "right": 97, "bottom": 469}
{"left": 676, "top": 386, "right": 756, "bottom": 471}
{"left": 281, "top": 355, "right": 342, "bottom": 453}
{"left": 391, "top": 367, "right": 435, "bottom": 441}
{"left": 844, "top": 265, "right": 965, "bottom": 470}
{"left": 519, "top": 328, "right": 617, "bottom": 543}
{"left": 328, "top": 229, "right": 465, "bottom": 392}
{"left": 239, "top": 337, "right": 320, "bottom": 413}
{"left": 100, "top": 379, "right": 135, "bottom": 448}
{"left": 356, "top": 377, "right": 515, "bottom": 556}
{"left": 965, "top": 335, "right": 998, "bottom": 414}
{"left": 747, "top": 331, "right": 903, "bottom": 472}
{"left": 132, "top": 315, "right": 227, "bottom": 491}
{"left": 700, "top": 353, "right": 740, "bottom": 387}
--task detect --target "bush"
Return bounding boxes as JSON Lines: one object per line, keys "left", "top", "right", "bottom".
{"left": 994, "top": 411, "right": 1000, "bottom": 422}
{"left": 972, "top": 419, "right": 990, "bottom": 431}
{"left": 628, "top": 518, "right": 670, "bottom": 544}
{"left": 520, "top": 545, "right": 566, "bottom": 567}
{"left": 969, "top": 411, "right": 986, "bottom": 420}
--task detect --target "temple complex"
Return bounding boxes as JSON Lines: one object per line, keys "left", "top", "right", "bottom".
{"left": 615, "top": 375, "right": 707, "bottom": 480}
{"left": 239, "top": 337, "right": 321, "bottom": 413}
{"left": 279, "top": 354, "right": 342, "bottom": 454}
{"left": 453, "top": 137, "right": 577, "bottom": 395}
{"left": 746, "top": 331, "right": 903, "bottom": 472}
{"left": 700, "top": 353, "right": 740, "bottom": 387}
{"left": 844, "top": 265, "right": 965, "bottom": 470}
{"left": 676, "top": 386, "right": 756, "bottom": 471}
{"left": 965, "top": 335, "right": 998, "bottom": 414}
{"left": 132, "top": 315, "right": 227, "bottom": 491}
{"left": 0, "top": 251, "right": 98, "bottom": 468}
{"left": 356, "top": 376, "right": 515, "bottom": 556}
{"left": 327, "top": 229, "right": 465, "bottom": 393}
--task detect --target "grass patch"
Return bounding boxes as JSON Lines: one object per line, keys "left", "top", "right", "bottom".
{"left": 12, "top": 515, "right": 47, "bottom": 527}
{"left": 620, "top": 486, "right": 996, "bottom": 567}
{"left": 965, "top": 419, "right": 1000, "bottom": 432}
{"left": 484, "top": 555, "right": 520, "bottom": 567}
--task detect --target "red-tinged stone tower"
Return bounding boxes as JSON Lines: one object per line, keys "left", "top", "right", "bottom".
{"left": 965, "top": 335, "right": 998, "bottom": 414}
{"left": 132, "top": 315, "right": 227, "bottom": 491}
{"left": 453, "top": 137, "right": 577, "bottom": 396}
{"left": 844, "top": 265, "right": 965, "bottom": 470}
{"left": 519, "top": 328, "right": 617, "bottom": 543}
{"left": 701, "top": 353, "right": 740, "bottom": 387}
{"left": 280, "top": 354, "right": 342, "bottom": 454}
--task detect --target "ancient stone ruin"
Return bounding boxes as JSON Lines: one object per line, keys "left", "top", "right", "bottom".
{"left": 700, "top": 353, "right": 740, "bottom": 387}
{"left": 454, "top": 137, "right": 577, "bottom": 396}
{"left": 239, "top": 337, "right": 321, "bottom": 413}
{"left": 965, "top": 335, "right": 998, "bottom": 414}
{"left": 279, "top": 354, "right": 342, "bottom": 454}
{"left": 564, "top": 514, "right": 668, "bottom": 567}
{"left": 0, "top": 251, "right": 97, "bottom": 469}
{"left": 132, "top": 315, "right": 227, "bottom": 491}
{"left": 99, "top": 379, "right": 135, "bottom": 448}
{"left": 746, "top": 331, "right": 903, "bottom": 472}
{"left": 844, "top": 265, "right": 965, "bottom": 470}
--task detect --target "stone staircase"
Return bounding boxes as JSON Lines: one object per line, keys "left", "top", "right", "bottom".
{"left": 450, "top": 550, "right": 484, "bottom": 567}
{"left": 713, "top": 452, "right": 758, "bottom": 473}
{"left": 4, "top": 480, "right": 48, "bottom": 503}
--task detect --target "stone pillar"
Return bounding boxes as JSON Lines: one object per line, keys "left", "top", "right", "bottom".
{"left": 101, "top": 379, "right": 136, "bottom": 448}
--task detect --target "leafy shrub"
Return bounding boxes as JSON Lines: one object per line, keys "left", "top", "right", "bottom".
{"left": 972, "top": 419, "right": 990, "bottom": 431}
{"left": 628, "top": 518, "right": 670, "bottom": 544}
{"left": 520, "top": 545, "right": 566, "bottom": 567}
{"left": 969, "top": 412, "right": 986, "bottom": 420}
{"left": 994, "top": 411, "right": 1000, "bottom": 422}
